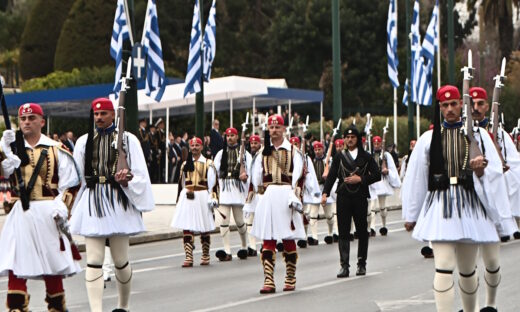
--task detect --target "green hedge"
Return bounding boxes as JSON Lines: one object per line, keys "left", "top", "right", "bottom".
{"left": 54, "top": 0, "right": 116, "bottom": 71}
{"left": 21, "top": 66, "right": 114, "bottom": 91}
{"left": 19, "top": 0, "right": 74, "bottom": 79}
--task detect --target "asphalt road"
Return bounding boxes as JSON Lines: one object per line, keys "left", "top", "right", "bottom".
{"left": 2, "top": 210, "right": 519, "bottom": 312}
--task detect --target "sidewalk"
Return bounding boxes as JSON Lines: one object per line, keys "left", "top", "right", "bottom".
{"left": 0, "top": 191, "right": 403, "bottom": 252}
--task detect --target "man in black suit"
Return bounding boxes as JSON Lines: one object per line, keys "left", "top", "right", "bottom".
{"left": 209, "top": 119, "right": 224, "bottom": 158}
{"left": 322, "top": 124, "right": 381, "bottom": 278}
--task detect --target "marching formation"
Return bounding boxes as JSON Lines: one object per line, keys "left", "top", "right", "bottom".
{"left": 1, "top": 56, "right": 520, "bottom": 312}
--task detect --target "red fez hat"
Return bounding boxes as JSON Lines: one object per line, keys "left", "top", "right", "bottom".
{"left": 436, "top": 85, "right": 460, "bottom": 102}
{"left": 312, "top": 141, "right": 324, "bottom": 149}
{"left": 189, "top": 137, "right": 203, "bottom": 146}
{"left": 249, "top": 135, "right": 261, "bottom": 143}
{"left": 268, "top": 114, "right": 284, "bottom": 126}
{"left": 372, "top": 136, "right": 382, "bottom": 143}
{"left": 334, "top": 139, "right": 344, "bottom": 147}
{"left": 362, "top": 137, "right": 366, "bottom": 144}
{"left": 225, "top": 127, "right": 238, "bottom": 136}
{"left": 290, "top": 137, "right": 300, "bottom": 144}
{"left": 18, "top": 103, "right": 43, "bottom": 116}
{"left": 92, "top": 98, "right": 114, "bottom": 111}
{"left": 469, "top": 87, "right": 487, "bottom": 101}
{"left": 429, "top": 124, "right": 434, "bottom": 130}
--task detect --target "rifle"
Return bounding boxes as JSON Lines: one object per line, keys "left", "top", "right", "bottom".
{"left": 461, "top": 50, "right": 483, "bottom": 161}
{"left": 300, "top": 115, "right": 309, "bottom": 157}
{"left": 239, "top": 112, "right": 249, "bottom": 178}
{"left": 322, "top": 118, "right": 341, "bottom": 179}
{"left": 381, "top": 117, "right": 389, "bottom": 173}
{"left": 286, "top": 116, "right": 294, "bottom": 137}
{"left": 0, "top": 76, "right": 30, "bottom": 211}
{"left": 114, "top": 57, "right": 133, "bottom": 180}
{"left": 489, "top": 57, "right": 508, "bottom": 171}
{"left": 364, "top": 113, "right": 373, "bottom": 153}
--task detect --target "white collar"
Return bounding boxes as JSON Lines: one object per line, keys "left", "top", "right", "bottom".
{"left": 272, "top": 138, "right": 292, "bottom": 151}
{"left": 24, "top": 134, "right": 59, "bottom": 149}
{"left": 194, "top": 155, "right": 206, "bottom": 163}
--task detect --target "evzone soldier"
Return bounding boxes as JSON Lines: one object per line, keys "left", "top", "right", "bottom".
{"left": 213, "top": 127, "right": 252, "bottom": 261}
{"left": 0, "top": 103, "right": 81, "bottom": 311}
{"left": 469, "top": 86, "right": 519, "bottom": 312}
{"left": 402, "top": 85, "right": 505, "bottom": 312}
{"left": 399, "top": 139, "right": 416, "bottom": 180}
{"left": 250, "top": 115, "right": 305, "bottom": 293}
{"left": 243, "top": 134, "right": 263, "bottom": 256}
{"left": 368, "top": 135, "right": 400, "bottom": 236}
{"left": 70, "top": 98, "right": 155, "bottom": 312}
{"left": 321, "top": 124, "right": 380, "bottom": 278}
{"left": 171, "top": 137, "right": 218, "bottom": 266}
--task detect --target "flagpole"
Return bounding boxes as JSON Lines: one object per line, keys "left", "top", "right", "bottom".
{"left": 436, "top": 0, "right": 441, "bottom": 88}
{"left": 195, "top": 0, "right": 205, "bottom": 138}
{"left": 416, "top": 103, "right": 420, "bottom": 138}
{"left": 393, "top": 0, "right": 398, "bottom": 150}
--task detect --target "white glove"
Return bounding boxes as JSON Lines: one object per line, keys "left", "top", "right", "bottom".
{"left": 244, "top": 211, "right": 251, "bottom": 219}
{"left": 208, "top": 198, "right": 218, "bottom": 210}
{"left": 1, "top": 154, "right": 21, "bottom": 171}
{"left": 0, "top": 130, "right": 16, "bottom": 155}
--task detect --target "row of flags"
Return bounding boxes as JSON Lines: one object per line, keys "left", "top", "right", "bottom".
{"left": 184, "top": 0, "right": 217, "bottom": 97}
{"left": 386, "top": 0, "right": 439, "bottom": 107}
{"left": 111, "top": 0, "right": 218, "bottom": 102}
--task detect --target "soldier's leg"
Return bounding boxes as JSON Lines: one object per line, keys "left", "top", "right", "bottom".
{"left": 85, "top": 237, "right": 106, "bottom": 312}
{"left": 378, "top": 195, "right": 388, "bottom": 235}
{"left": 246, "top": 213, "right": 257, "bottom": 256}
{"left": 332, "top": 202, "right": 339, "bottom": 242}
{"left": 181, "top": 230, "right": 194, "bottom": 267}
{"left": 308, "top": 204, "right": 319, "bottom": 244}
{"left": 200, "top": 232, "right": 211, "bottom": 265}
{"left": 431, "top": 242, "right": 456, "bottom": 312}
{"left": 216, "top": 205, "right": 232, "bottom": 260}
{"left": 514, "top": 217, "right": 520, "bottom": 239}
{"left": 232, "top": 205, "right": 249, "bottom": 259}
{"left": 7, "top": 271, "right": 29, "bottom": 311}
{"left": 368, "top": 199, "right": 377, "bottom": 236}
{"left": 103, "top": 245, "right": 113, "bottom": 282}
{"left": 481, "top": 242, "right": 501, "bottom": 310}
{"left": 109, "top": 235, "right": 132, "bottom": 311}
{"left": 282, "top": 240, "right": 297, "bottom": 291}
{"left": 323, "top": 203, "right": 334, "bottom": 244}
{"left": 353, "top": 198, "right": 369, "bottom": 274}
{"left": 456, "top": 243, "right": 479, "bottom": 312}
{"left": 260, "top": 240, "right": 277, "bottom": 294}
{"left": 43, "top": 275, "right": 66, "bottom": 311}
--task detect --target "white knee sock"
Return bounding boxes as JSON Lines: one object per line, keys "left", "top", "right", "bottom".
{"left": 233, "top": 206, "right": 248, "bottom": 249}
{"left": 110, "top": 236, "right": 132, "bottom": 311}
{"left": 218, "top": 206, "right": 232, "bottom": 254}
{"left": 432, "top": 243, "right": 457, "bottom": 312}
{"left": 85, "top": 237, "right": 106, "bottom": 312}
{"left": 309, "top": 205, "right": 319, "bottom": 239}
{"left": 482, "top": 243, "right": 501, "bottom": 308}
{"left": 324, "top": 204, "right": 334, "bottom": 235}
{"left": 246, "top": 213, "right": 257, "bottom": 249}
{"left": 456, "top": 243, "right": 479, "bottom": 312}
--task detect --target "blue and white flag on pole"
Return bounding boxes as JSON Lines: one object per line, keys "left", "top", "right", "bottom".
{"left": 203, "top": 0, "right": 216, "bottom": 81}
{"left": 184, "top": 0, "right": 202, "bottom": 98}
{"left": 413, "top": 0, "right": 438, "bottom": 106}
{"left": 410, "top": 0, "right": 420, "bottom": 103}
{"left": 142, "top": 0, "right": 166, "bottom": 102}
{"left": 110, "top": 0, "right": 129, "bottom": 96}
{"left": 402, "top": 79, "right": 409, "bottom": 106}
{"left": 387, "top": 0, "right": 399, "bottom": 88}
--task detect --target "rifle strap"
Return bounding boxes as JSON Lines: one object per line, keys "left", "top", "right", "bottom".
{"left": 341, "top": 150, "right": 356, "bottom": 169}
{"left": 26, "top": 148, "right": 48, "bottom": 195}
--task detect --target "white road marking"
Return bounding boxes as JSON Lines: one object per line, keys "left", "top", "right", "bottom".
{"left": 190, "top": 272, "right": 382, "bottom": 312}
{"left": 376, "top": 299, "right": 436, "bottom": 311}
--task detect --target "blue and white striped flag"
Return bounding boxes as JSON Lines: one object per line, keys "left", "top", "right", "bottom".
{"left": 110, "top": 0, "right": 129, "bottom": 96}
{"left": 387, "top": 0, "right": 399, "bottom": 88}
{"left": 142, "top": 0, "right": 166, "bottom": 102}
{"left": 184, "top": 0, "right": 203, "bottom": 98}
{"left": 402, "top": 79, "right": 409, "bottom": 106}
{"left": 410, "top": 0, "right": 420, "bottom": 103}
{"left": 414, "top": 0, "right": 438, "bottom": 106}
{"left": 203, "top": 0, "right": 216, "bottom": 81}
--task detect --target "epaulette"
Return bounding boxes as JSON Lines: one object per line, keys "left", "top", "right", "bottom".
{"left": 57, "top": 143, "right": 73, "bottom": 156}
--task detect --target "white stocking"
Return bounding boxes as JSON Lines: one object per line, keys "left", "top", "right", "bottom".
{"left": 378, "top": 196, "right": 387, "bottom": 227}
{"left": 431, "top": 242, "right": 456, "bottom": 312}
{"left": 456, "top": 243, "right": 479, "bottom": 312}
{"left": 232, "top": 205, "right": 248, "bottom": 249}
{"left": 246, "top": 213, "right": 257, "bottom": 249}
{"left": 103, "top": 246, "right": 113, "bottom": 281}
{"left": 217, "top": 205, "right": 232, "bottom": 254}
{"left": 369, "top": 199, "right": 378, "bottom": 231}
{"left": 309, "top": 204, "right": 319, "bottom": 239}
{"left": 323, "top": 203, "right": 334, "bottom": 235}
{"left": 332, "top": 202, "right": 338, "bottom": 235}
{"left": 85, "top": 237, "right": 106, "bottom": 312}
{"left": 110, "top": 236, "right": 131, "bottom": 311}
{"left": 481, "top": 243, "right": 500, "bottom": 309}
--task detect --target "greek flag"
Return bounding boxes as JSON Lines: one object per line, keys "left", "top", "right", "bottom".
{"left": 184, "top": 0, "right": 203, "bottom": 98}
{"left": 203, "top": 0, "right": 216, "bottom": 81}
{"left": 387, "top": 0, "right": 399, "bottom": 88}
{"left": 413, "top": 0, "right": 438, "bottom": 106}
{"left": 410, "top": 0, "right": 420, "bottom": 103}
{"left": 142, "top": 0, "right": 166, "bottom": 102}
{"left": 110, "top": 0, "right": 129, "bottom": 96}
{"left": 402, "top": 79, "right": 409, "bottom": 106}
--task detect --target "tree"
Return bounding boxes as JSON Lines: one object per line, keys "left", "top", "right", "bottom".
{"left": 18, "top": 0, "right": 73, "bottom": 79}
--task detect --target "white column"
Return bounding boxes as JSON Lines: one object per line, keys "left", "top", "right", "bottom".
{"left": 212, "top": 100, "right": 215, "bottom": 124}
{"left": 320, "top": 101, "right": 324, "bottom": 141}
{"left": 277, "top": 105, "right": 281, "bottom": 115}
{"left": 252, "top": 97, "right": 256, "bottom": 134}
{"left": 149, "top": 109, "right": 153, "bottom": 124}
{"left": 47, "top": 116, "right": 51, "bottom": 136}
{"left": 230, "top": 97, "right": 233, "bottom": 128}
{"left": 393, "top": 88, "right": 398, "bottom": 150}
{"left": 288, "top": 99, "right": 292, "bottom": 121}
{"left": 165, "top": 107, "right": 170, "bottom": 183}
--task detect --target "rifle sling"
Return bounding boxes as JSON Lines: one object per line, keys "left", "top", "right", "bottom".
{"left": 341, "top": 150, "right": 356, "bottom": 169}
{"left": 26, "top": 148, "right": 48, "bottom": 195}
